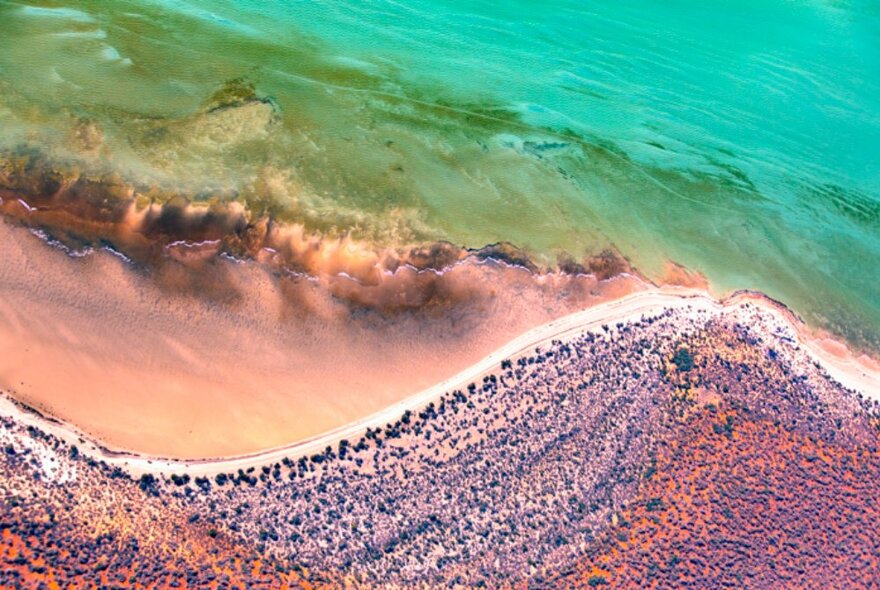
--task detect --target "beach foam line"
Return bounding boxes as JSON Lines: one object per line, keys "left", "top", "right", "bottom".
{"left": 1, "top": 287, "right": 876, "bottom": 477}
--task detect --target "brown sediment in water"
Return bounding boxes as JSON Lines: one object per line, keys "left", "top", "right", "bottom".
{"left": 660, "top": 260, "right": 710, "bottom": 290}
{"left": 0, "top": 151, "right": 633, "bottom": 310}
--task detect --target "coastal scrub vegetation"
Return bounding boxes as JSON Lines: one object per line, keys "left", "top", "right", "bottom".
{"left": 2, "top": 305, "right": 878, "bottom": 587}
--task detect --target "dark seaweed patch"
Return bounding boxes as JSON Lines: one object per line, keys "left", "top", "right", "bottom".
{"left": 821, "top": 183, "right": 879, "bottom": 227}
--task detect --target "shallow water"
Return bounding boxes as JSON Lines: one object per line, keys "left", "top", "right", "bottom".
{"left": 0, "top": 0, "right": 878, "bottom": 347}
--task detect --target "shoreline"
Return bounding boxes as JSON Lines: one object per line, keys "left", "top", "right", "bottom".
{"left": 2, "top": 286, "right": 877, "bottom": 476}
{"left": 0, "top": 215, "right": 647, "bottom": 458}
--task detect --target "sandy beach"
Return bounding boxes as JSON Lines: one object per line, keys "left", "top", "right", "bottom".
{"left": 1, "top": 240, "right": 876, "bottom": 476}
{"left": 0, "top": 218, "right": 643, "bottom": 458}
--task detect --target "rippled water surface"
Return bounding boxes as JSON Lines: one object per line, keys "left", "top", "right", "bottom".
{"left": 0, "top": 0, "right": 878, "bottom": 346}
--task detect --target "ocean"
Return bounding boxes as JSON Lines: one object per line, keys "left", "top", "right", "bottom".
{"left": 0, "top": 0, "right": 878, "bottom": 347}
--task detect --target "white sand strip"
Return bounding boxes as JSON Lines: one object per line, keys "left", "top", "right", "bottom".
{"left": 1, "top": 288, "right": 876, "bottom": 476}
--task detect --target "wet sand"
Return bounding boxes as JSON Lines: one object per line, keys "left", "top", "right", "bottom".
{"left": 0, "top": 219, "right": 643, "bottom": 458}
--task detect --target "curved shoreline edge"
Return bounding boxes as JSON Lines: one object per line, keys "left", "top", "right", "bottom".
{"left": 1, "top": 287, "right": 877, "bottom": 476}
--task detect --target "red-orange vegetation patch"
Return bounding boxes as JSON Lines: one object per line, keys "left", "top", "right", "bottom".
{"left": 1, "top": 522, "right": 329, "bottom": 589}
{"left": 560, "top": 411, "right": 880, "bottom": 588}
{"left": 0, "top": 468, "right": 334, "bottom": 589}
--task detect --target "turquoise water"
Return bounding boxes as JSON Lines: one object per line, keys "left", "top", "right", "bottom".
{"left": 0, "top": 0, "right": 878, "bottom": 346}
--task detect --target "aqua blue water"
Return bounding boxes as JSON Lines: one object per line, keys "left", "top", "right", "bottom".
{"left": 0, "top": 0, "right": 878, "bottom": 346}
